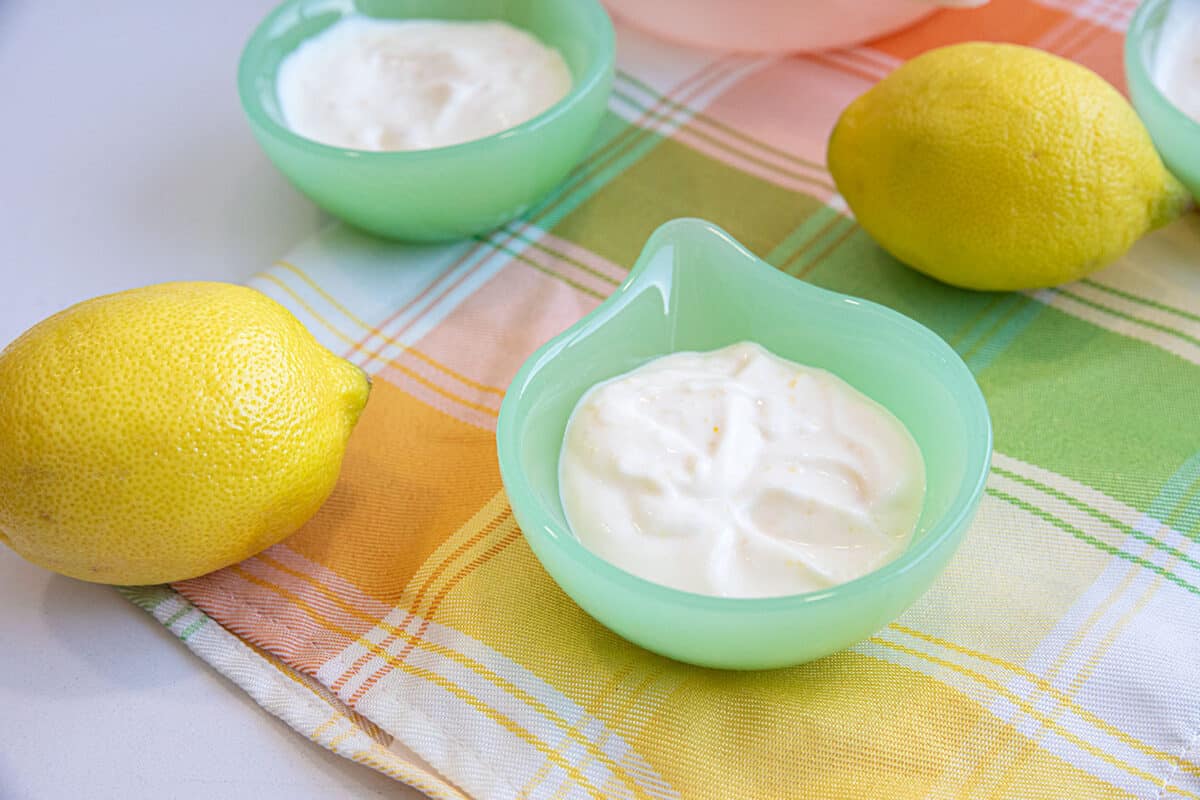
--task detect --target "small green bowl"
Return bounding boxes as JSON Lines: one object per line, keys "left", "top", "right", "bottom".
{"left": 1126, "top": 0, "right": 1200, "bottom": 200}
{"left": 238, "top": 0, "right": 615, "bottom": 241}
{"left": 497, "top": 219, "right": 993, "bottom": 670}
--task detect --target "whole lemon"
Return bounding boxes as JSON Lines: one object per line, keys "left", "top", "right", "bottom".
{"left": 827, "top": 42, "right": 1191, "bottom": 291}
{"left": 0, "top": 282, "right": 370, "bottom": 584}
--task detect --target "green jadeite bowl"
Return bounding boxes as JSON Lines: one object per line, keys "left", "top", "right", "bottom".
{"left": 1126, "top": 0, "right": 1200, "bottom": 200}
{"left": 238, "top": 0, "right": 615, "bottom": 241}
{"left": 497, "top": 219, "right": 993, "bottom": 670}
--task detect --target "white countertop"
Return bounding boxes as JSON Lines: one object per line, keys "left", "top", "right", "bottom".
{"left": 0, "top": 2, "right": 422, "bottom": 797}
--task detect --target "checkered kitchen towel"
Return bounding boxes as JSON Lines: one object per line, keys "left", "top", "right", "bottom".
{"left": 121, "top": 1, "right": 1200, "bottom": 797}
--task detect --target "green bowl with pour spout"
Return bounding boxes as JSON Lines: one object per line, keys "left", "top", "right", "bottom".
{"left": 496, "top": 218, "right": 992, "bottom": 670}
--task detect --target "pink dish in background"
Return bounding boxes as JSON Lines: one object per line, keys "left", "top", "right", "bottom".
{"left": 603, "top": 0, "right": 988, "bottom": 53}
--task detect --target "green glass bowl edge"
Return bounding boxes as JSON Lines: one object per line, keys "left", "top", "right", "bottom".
{"left": 236, "top": 0, "right": 616, "bottom": 165}
{"left": 1124, "top": 0, "right": 1200, "bottom": 198}
{"left": 496, "top": 217, "right": 994, "bottom": 616}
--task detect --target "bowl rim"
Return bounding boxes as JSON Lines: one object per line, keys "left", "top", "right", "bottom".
{"left": 1124, "top": 0, "right": 1200, "bottom": 140}
{"left": 497, "top": 217, "right": 994, "bottom": 613}
{"left": 237, "top": 0, "right": 616, "bottom": 159}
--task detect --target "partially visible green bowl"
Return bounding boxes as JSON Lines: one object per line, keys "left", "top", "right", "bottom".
{"left": 1126, "top": 0, "right": 1200, "bottom": 200}
{"left": 238, "top": 0, "right": 614, "bottom": 241}
{"left": 497, "top": 219, "right": 993, "bottom": 670}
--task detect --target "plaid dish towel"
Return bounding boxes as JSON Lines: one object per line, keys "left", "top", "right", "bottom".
{"left": 121, "top": 1, "right": 1200, "bottom": 797}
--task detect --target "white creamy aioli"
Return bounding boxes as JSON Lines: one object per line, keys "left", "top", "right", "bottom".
{"left": 276, "top": 17, "right": 572, "bottom": 151}
{"left": 1152, "top": 0, "right": 1200, "bottom": 123}
{"left": 558, "top": 343, "right": 926, "bottom": 598}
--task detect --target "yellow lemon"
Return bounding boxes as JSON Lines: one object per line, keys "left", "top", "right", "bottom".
{"left": 0, "top": 282, "right": 370, "bottom": 584}
{"left": 827, "top": 42, "right": 1190, "bottom": 291}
